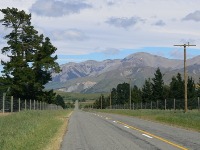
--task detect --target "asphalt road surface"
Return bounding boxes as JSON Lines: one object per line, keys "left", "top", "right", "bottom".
{"left": 61, "top": 106, "right": 200, "bottom": 150}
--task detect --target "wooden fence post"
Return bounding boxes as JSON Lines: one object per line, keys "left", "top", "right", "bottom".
{"left": 34, "top": 100, "right": 35, "bottom": 110}
{"left": 174, "top": 99, "right": 176, "bottom": 111}
{"left": 3, "top": 93, "right": 6, "bottom": 114}
{"left": 157, "top": 100, "right": 158, "bottom": 109}
{"left": 18, "top": 98, "right": 20, "bottom": 112}
{"left": 25, "top": 99, "right": 27, "bottom": 111}
{"left": 11, "top": 96, "right": 13, "bottom": 113}
{"left": 30, "top": 99, "right": 32, "bottom": 110}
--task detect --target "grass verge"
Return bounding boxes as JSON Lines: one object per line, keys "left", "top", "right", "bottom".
{"left": 0, "top": 110, "right": 72, "bottom": 150}
{"left": 92, "top": 109, "right": 200, "bottom": 132}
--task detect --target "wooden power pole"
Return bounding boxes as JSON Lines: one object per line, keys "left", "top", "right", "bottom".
{"left": 174, "top": 43, "right": 196, "bottom": 112}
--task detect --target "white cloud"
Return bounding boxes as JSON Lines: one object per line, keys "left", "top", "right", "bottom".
{"left": 30, "top": 0, "right": 92, "bottom": 17}
{"left": 183, "top": 10, "right": 200, "bottom": 22}
{"left": 0, "top": 0, "right": 35, "bottom": 13}
{"left": 1, "top": 0, "right": 200, "bottom": 58}
{"left": 51, "top": 29, "right": 88, "bottom": 41}
{"left": 105, "top": 17, "right": 145, "bottom": 28}
{"left": 102, "top": 48, "right": 120, "bottom": 56}
{"left": 153, "top": 20, "right": 166, "bottom": 26}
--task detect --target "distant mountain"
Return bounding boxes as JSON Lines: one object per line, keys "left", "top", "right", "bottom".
{"left": 46, "top": 52, "right": 200, "bottom": 93}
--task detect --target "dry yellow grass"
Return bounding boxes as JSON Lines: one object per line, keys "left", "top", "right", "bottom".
{"left": 44, "top": 111, "right": 73, "bottom": 150}
{"left": 0, "top": 113, "right": 11, "bottom": 116}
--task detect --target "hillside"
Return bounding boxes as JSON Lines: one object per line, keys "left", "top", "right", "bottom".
{"left": 45, "top": 52, "right": 200, "bottom": 93}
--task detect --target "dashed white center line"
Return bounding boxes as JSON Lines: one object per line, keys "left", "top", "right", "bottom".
{"left": 142, "top": 134, "right": 153, "bottom": 139}
{"left": 113, "top": 121, "right": 116, "bottom": 123}
{"left": 124, "top": 126, "right": 130, "bottom": 129}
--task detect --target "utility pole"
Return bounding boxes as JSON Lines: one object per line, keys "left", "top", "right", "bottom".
{"left": 127, "top": 78, "right": 133, "bottom": 110}
{"left": 110, "top": 89, "right": 112, "bottom": 109}
{"left": 174, "top": 43, "right": 196, "bottom": 112}
{"left": 101, "top": 95, "right": 102, "bottom": 109}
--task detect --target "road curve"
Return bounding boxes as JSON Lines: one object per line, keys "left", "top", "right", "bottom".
{"left": 61, "top": 110, "right": 200, "bottom": 150}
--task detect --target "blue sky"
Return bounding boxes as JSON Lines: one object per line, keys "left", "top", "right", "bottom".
{"left": 1, "top": 0, "right": 200, "bottom": 67}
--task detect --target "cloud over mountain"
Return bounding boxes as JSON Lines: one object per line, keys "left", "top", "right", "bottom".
{"left": 102, "top": 48, "right": 120, "bottom": 56}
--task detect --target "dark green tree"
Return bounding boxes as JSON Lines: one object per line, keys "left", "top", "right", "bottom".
{"left": 55, "top": 94, "right": 66, "bottom": 109}
{"left": 151, "top": 68, "right": 164, "bottom": 101}
{"left": 196, "top": 78, "right": 200, "bottom": 98}
{"left": 141, "top": 78, "right": 152, "bottom": 103}
{"left": 187, "top": 77, "right": 196, "bottom": 99}
{"left": 116, "top": 82, "right": 129, "bottom": 104}
{"left": 111, "top": 88, "right": 117, "bottom": 105}
{"left": 131, "top": 85, "right": 142, "bottom": 103}
{"left": 93, "top": 94, "right": 106, "bottom": 109}
{"left": 0, "top": 8, "right": 60, "bottom": 101}
{"left": 169, "top": 73, "right": 184, "bottom": 99}
{"left": 163, "top": 85, "right": 170, "bottom": 99}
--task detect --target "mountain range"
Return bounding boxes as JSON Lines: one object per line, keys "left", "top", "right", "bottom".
{"left": 45, "top": 52, "right": 200, "bottom": 93}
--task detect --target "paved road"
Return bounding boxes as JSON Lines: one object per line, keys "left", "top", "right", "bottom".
{"left": 61, "top": 110, "right": 200, "bottom": 150}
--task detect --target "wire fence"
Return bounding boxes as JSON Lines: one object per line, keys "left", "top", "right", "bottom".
{"left": 0, "top": 93, "right": 63, "bottom": 113}
{"left": 104, "top": 98, "right": 200, "bottom": 111}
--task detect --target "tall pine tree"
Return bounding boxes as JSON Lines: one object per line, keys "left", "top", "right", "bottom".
{"left": 0, "top": 8, "right": 60, "bottom": 101}
{"left": 169, "top": 73, "right": 184, "bottom": 99}
{"left": 142, "top": 78, "right": 152, "bottom": 103}
{"left": 151, "top": 68, "right": 164, "bottom": 101}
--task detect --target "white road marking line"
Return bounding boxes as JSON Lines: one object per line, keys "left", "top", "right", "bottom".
{"left": 106, "top": 117, "right": 109, "bottom": 119}
{"left": 124, "top": 126, "right": 130, "bottom": 129}
{"left": 113, "top": 121, "right": 116, "bottom": 123}
{"left": 142, "top": 134, "right": 153, "bottom": 139}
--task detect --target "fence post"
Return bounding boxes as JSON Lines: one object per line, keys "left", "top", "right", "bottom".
{"left": 157, "top": 100, "right": 158, "bottom": 109}
{"left": 151, "top": 101, "right": 152, "bottom": 110}
{"left": 3, "top": 93, "right": 6, "bottom": 114}
{"left": 25, "top": 99, "right": 27, "bottom": 111}
{"left": 174, "top": 98, "right": 176, "bottom": 111}
{"left": 198, "top": 97, "right": 199, "bottom": 112}
{"left": 11, "top": 96, "right": 13, "bottom": 113}
{"left": 165, "top": 99, "right": 166, "bottom": 110}
{"left": 34, "top": 100, "right": 35, "bottom": 110}
{"left": 141, "top": 102, "right": 142, "bottom": 109}
{"left": 133, "top": 102, "right": 134, "bottom": 110}
{"left": 19, "top": 98, "right": 21, "bottom": 112}
{"left": 40, "top": 101, "right": 41, "bottom": 110}
{"left": 30, "top": 99, "right": 32, "bottom": 110}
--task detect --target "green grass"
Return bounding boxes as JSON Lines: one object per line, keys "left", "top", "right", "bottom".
{"left": 92, "top": 109, "right": 200, "bottom": 132}
{"left": 0, "top": 110, "right": 72, "bottom": 150}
